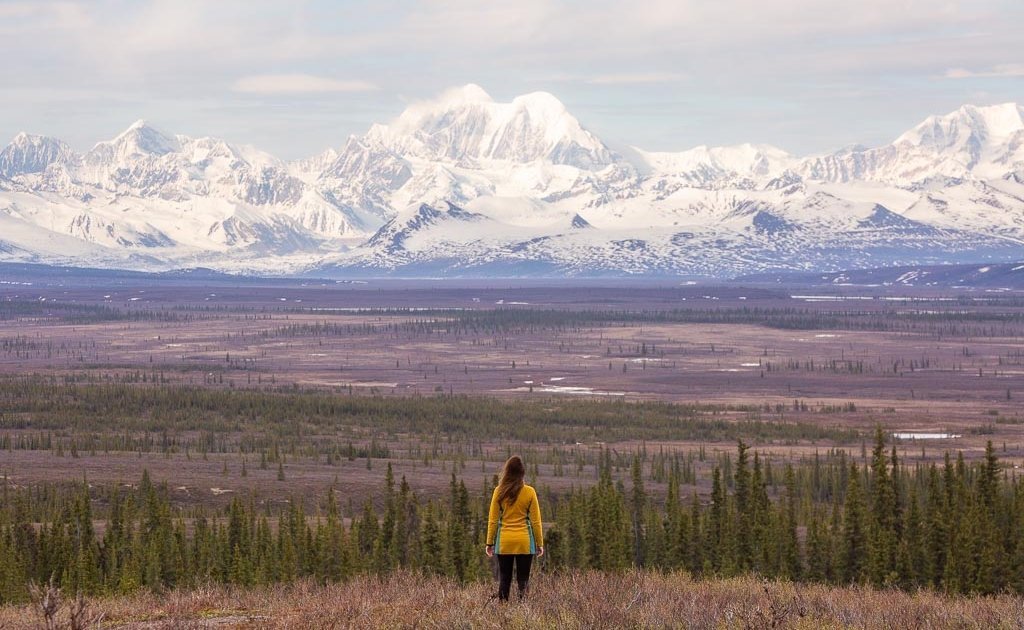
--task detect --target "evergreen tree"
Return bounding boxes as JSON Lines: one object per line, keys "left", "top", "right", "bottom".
{"left": 841, "top": 464, "right": 868, "bottom": 583}
{"left": 733, "top": 442, "right": 752, "bottom": 570}
{"left": 779, "top": 464, "right": 802, "bottom": 580}
{"left": 867, "top": 428, "right": 898, "bottom": 586}
{"left": 419, "top": 502, "right": 448, "bottom": 576}
{"left": 630, "top": 455, "right": 647, "bottom": 567}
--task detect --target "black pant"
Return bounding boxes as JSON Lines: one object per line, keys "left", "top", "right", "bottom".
{"left": 497, "top": 554, "right": 533, "bottom": 601}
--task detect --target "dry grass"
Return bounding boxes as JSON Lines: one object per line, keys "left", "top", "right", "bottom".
{"left": 2, "top": 571, "right": 1022, "bottom": 629}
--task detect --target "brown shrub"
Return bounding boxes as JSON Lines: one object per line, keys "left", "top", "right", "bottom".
{"left": 2, "top": 571, "right": 1022, "bottom": 629}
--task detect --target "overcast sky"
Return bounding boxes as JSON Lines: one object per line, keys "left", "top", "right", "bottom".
{"left": 2, "top": 0, "right": 1022, "bottom": 159}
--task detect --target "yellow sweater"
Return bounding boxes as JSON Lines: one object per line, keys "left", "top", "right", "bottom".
{"left": 486, "top": 484, "right": 543, "bottom": 555}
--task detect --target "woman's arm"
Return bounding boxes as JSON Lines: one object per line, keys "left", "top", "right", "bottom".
{"left": 529, "top": 488, "right": 544, "bottom": 555}
{"left": 485, "top": 487, "right": 500, "bottom": 554}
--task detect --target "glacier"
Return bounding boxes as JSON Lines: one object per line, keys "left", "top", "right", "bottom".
{"left": 1, "top": 85, "right": 1023, "bottom": 277}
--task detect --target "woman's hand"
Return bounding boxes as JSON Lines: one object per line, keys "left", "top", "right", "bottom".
{"left": 536, "top": 546, "right": 544, "bottom": 558}
{"left": 485, "top": 544, "right": 494, "bottom": 557}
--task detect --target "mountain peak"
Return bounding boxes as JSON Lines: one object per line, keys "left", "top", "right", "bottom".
{"left": 8, "top": 131, "right": 68, "bottom": 147}
{"left": 385, "top": 85, "right": 494, "bottom": 130}
{"left": 898, "top": 102, "right": 1024, "bottom": 147}
{"left": 370, "top": 84, "right": 616, "bottom": 169}
{"left": 116, "top": 118, "right": 171, "bottom": 138}
{"left": 639, "top": 143, "right": 793, "bottom": 180}
{"left": 960, "top": 102, "right": 1024, "bottom": 138}
{"left": 106, "top": 120, "right": 179, "bottom": 157}
{"left": 0, "top": 132, "right": 75, "bottom": 177}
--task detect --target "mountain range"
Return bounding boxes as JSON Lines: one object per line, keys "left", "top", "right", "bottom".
{"left": 2, "top": 84, "right": 1023, "bottom": 277}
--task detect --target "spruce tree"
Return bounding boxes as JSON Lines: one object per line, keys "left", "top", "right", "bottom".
{"left": 841, "top": 463, "right": 868, "bottom": 583}
{"left": 733, "top": 442, "right": 752, "bottom": 570}
{"left": 779, "top": 464, "right": 802, "bottom": 580}
{"left": 630, "top": 455, "right": 647, "bottom": 567}
{"left": 419, "top": 502, "right": 448, "bottom": 576}
{"left": 868, "top": 428, "right": 898, "bottom": 586}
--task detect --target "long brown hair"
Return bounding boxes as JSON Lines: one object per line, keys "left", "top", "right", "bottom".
{"left": 496, "top": 455, "right": 525, "bottom": 506}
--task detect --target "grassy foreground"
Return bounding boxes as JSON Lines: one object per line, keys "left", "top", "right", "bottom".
{"left": 2, "top": 571, "right": 1022, "bottom": 629}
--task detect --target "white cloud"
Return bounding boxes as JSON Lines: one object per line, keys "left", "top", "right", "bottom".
{"left": 0, "top": 3, "right": 41, "bottom": 20}
{"left": 586, "top": 72, "right": 686, "bottom": 85}
{"left": 231, "top": 74, "right": 379, "bottom": 95}
{"left": 0, "top": 1, "right": 92, "bottom": 34}
{"left": 384, "top": 0, "right": 987, "bottom": 60}
{"left": 945, "top": 64, "right": 1024, "bottom": 79}
{"left": 1, "top": 0, "right": 1022, "bottom": 158}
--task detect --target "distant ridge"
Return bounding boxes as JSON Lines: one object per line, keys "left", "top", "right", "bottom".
{"left": 1, "top": 90, "right": 1023, "bottom": 277}
{"left": 735, "top": 261, "right": 1024, "bottom": 289}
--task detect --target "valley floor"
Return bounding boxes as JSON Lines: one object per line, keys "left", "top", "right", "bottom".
{"left": 2, "top": 571, "right": 1022, "bottom": 629}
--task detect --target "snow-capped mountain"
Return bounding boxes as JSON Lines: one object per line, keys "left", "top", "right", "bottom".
{"left": 636, "top": 144, "right": 795, "bottom": 190}
{"left": 364, "top": 84, "right": 617, "bottom": 169}
{"left": 0, "top": 133, "right": 76, "bottom": 178}
{"left": 2, "top": 87, "right": 1023, "bottom": 277}
{"left": 0, "top": 120, "right": 373, "bottom": 270}
{"left": 313, "top": 84, "right": 630, "bottom": 219}
{"left": 798, "top": 103, "right": 1024, "bottom": 185}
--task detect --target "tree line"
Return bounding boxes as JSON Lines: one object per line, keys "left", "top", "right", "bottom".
{"left": 551, "top": 432, "right": 1024, "bottom": 596}
{"left": 1, "top": 431, "right": 1021, "bottom": 604}
{"left": 0, "top": 379, "right": 859, "bottom": 445}
{"left": 10, "top": 294, "right": 1024, "bottom": 337}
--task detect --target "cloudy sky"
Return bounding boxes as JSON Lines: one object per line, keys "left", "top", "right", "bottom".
{"left": 2, "top": 0, "right": 1022, "bottom": 159}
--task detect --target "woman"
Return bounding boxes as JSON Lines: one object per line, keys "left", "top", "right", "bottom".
{"left": 485, "top": 455, "right": 544, "bottom": 602}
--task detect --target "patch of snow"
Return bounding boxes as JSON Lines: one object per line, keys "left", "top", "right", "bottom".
{"left": 892, "top": 432, "right": 961, "bottom": 440}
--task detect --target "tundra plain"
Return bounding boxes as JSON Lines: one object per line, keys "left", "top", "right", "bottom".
{"left": 2, "top": 279, "right": 1023, "bottom": 509}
